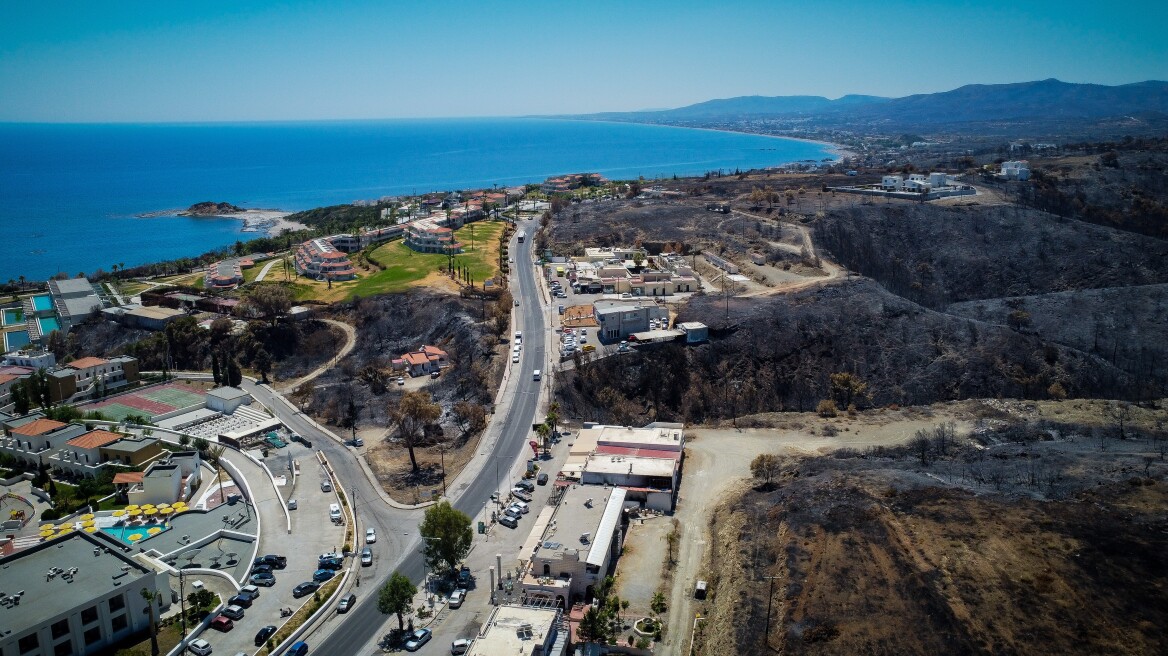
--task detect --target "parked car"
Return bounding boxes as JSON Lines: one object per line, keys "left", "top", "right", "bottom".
{"left": 499, "top": 515, "right": 518, "bottom": 529}
{"left": 293, "top": 581, "right": 321, "bottom": 598}
{"left": 457, "top": 565, "right": 472, "bottom": 586}
{"left": 255, "top": 625, "right": 277, "bottom": 646}
{"left": 249, "top": 572, "right": 276, "bottom": 587}
{"left": 537, "top": 472, "right": 549, "bottom": 485}
{"left": 512, "top": 354, "right": 520, "bottom": 363}
{"left": 250, "top": 564, "right": 273, "bottom": 576}
{"left": 312, "top": 569, "right": 336, "bottom": 582}
{"left": 337, "top": 593, "right": 356, "bottom": 613}
{"left": 221, "top": 605, "right": 245, "bottom": 620}
{"left": 320, "top": 480, "right": 332, "bottom": 493}
{"left": 515, "top": 480, "right": 535, "bottom": 492}
{"left": 318, "top": 556, "right": 344, "bottom": 570}
{"left": 329, "top": 503, "right": 342, "bottom": 522}
{"left": 288, "top": 643, "right": 309, "bottom": 656}
{"left": 366, "top": 528, "right": 377, "bottom": 544}
{"left": 510, "top": 488, "right": 532, "bottom": 502}
{"left": 404, "top": 628, "right": 432, "bottom": 651}
{"left": 239, "top": 585, "right": 260, "bottom": 598}
{"left": 448, "top": 588, "right": 466, "bottom": 609}
{"left": 210, "top": 615, "right": 234, "bottom": 632}
{"left": 397, "top": 376, "right": 405, "bottom": 386}
{"left": 361, "top": 547, "right": 373, "bottom": 566}
{"left": 451, "top": 638, "right": 471, "bottom": 655}
{"left": 254, "top": 554, "right": 287, "bottom": 569}
{"left": 511, "top": 500, "right": 530, "bottom": 514}
{"left": 228, "top": 593, "right": 254, "bottom": 608}
{"left": 188, "top": 638, "right": 213, "bottom": 656}
{"left": 503, "top": 506, "right": 521, "bottom": 520}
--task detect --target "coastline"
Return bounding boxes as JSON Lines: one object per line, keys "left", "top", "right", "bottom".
{"left": 138, "top": 208, "right": 307, "bottom": 236}
{"left": 541, "top": 116, "right": 856, "bottom": 163}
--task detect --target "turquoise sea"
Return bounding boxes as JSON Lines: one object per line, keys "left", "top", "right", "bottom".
{"left": 0, "top": 118, "right": 834, "bottom": 281}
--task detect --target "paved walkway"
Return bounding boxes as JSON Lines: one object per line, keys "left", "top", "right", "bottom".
{"left": 254, "top": 257, "right": 283, "bottom": 282}
{"left": 277, "top": 319, "right": 357, "bottom": 392}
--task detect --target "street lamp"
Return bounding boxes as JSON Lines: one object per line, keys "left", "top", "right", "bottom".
{"left": 480, "top": 453, "right": 509, "bottom": 514}
{"left": 409, "top": 534, "right": 442, "bottom": 603}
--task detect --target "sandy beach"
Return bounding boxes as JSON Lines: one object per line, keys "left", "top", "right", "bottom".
{"left": 232, "top": 209, "right": 307, "bottom": 235}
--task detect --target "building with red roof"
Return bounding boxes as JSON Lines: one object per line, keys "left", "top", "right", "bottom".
{"left": 393, "top": 344, "right": 450, "bottom": 377}
{"left": 404, "top": 217, "right": 463, "bottom": 255}
{"left": 293, "top": 238, "right": 358, "bottom": 281}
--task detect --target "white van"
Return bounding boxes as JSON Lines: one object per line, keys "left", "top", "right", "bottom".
{"left": 329, "top": 503, "right": 342, "bottom": 522}
{"left": 532, "top": 369, "right": 541, "bottom": 381}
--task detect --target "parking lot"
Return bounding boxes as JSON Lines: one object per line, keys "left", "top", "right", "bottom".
{"left": 196, "top": 441, "right": 348, "bottom": 655}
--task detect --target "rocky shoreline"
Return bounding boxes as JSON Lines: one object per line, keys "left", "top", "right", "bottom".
{"left": 135, "top": 203, "right": 307, "bottom": 236}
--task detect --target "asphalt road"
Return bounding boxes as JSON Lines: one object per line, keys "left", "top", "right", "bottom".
{"left": 248, "top": 222, "right": 546, "bottom": 655}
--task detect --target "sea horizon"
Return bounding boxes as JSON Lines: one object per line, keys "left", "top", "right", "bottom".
{"left": 0, "top": 117, "right": 836, "bottom": 281}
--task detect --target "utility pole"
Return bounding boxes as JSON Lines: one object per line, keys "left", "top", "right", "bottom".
{"left": 763, "top": 575, "right": 781, "bottom": 650}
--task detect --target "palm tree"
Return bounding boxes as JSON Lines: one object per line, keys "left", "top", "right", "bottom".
{"left": 207, "top": 445, "right": 227, "bottom": 503}
{"left": 140, "top": 587, "right": 161, "bottom": 655}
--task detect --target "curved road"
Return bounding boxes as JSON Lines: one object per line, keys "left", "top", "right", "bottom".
{"left": 245, "top": 221, "right": 546, "bottom": 654}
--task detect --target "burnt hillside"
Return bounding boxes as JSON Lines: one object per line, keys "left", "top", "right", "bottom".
{"left": 813, "top": 203, "right": 1168, "bottom": 308}
{"left": 557, "top": 280, "right": 1136, "bottom": 424}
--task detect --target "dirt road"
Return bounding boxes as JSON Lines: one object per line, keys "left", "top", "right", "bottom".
{"left": 662, "top": 410, "right": 973, "bottom": 654}
{"left": 276, "top": 318, "right": 356, "bottom": 393}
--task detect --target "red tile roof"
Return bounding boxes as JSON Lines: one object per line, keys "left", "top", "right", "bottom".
{"left": 65, "top": 430, "right": 124, "bottom": 449}
{"left": 402, "top": 352, "right": 430, "bottom": 366}
{"left": 11, "top": 418, "right": 67, "bottom": 436}
{"left": 68, "top": 357, "right": 109, "bottom": 369}
{"left": 112, "top": 471, "right": 145, "bottom": 484}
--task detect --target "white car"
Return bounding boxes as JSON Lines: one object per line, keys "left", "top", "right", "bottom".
{"left": 366, "top": 528, "right": 377, "bottom": 544}
{"left": 188, "top": 639, "right": 213, "bottom": 656}
{"left": 448, "top": 588, "right": 466, "bottom": 609}
{"left": 512, "top": 354, "right": 520, "bottom": 363}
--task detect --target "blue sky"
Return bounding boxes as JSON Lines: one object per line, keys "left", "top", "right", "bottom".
{"left": 1, "top": 0, "right": 1165, "bottom": 122}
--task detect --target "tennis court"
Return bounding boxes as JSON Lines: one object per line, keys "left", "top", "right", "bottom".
{"left": 80, "top": 382, "right": 207, "bottom": 421}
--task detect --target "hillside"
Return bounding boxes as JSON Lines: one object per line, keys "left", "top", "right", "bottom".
{"left": 813, "top": 202, "right": 1168, "bottom": 308}
{"left": 556, "top": 279, "right": 1136, "bottom": 424}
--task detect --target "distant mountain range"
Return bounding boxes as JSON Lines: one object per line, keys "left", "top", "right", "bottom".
{"left": 567, "top": 79, "right": 1168, "bottom": 131}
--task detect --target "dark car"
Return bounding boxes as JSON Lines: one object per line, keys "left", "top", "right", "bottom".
{"left": 251, "top": 563, "right": 273, "bottom": 576}
{"left": 312, "top": 569, "right": 336, "bottom": 583}
{"left": 249, "top": 572, "right": 276, "bottom": 587}
{"left": 255, "top": 625, "right": 277, "bottom": 646}
{"left": 515, "top": 480, "right": 535, "bottom": 492}
{"left": 537, "top": 472, "right": 549, "bottom": 485}
{"left": 254, "top": 554, "right": 287, "bottom": 569}
{"left": 293, "top": 581, "right": 321, "bottom": 598}
{"left": 228, "top": 593, "right": 254, "bottom": 608}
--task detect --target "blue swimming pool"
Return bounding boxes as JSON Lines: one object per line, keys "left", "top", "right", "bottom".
{"left": 32, "top": 295, "right": 53, "bottom": 312}
{"left": 2, "top": 308, "right": 21, "bottom": 326}
{"left": 101, "top": 522, "right": 170, "bottom": 545}
{"left": 38, "top": 316, "right": 60, "bottom": 334}
{"left": 4, "top": 331, "right": 30, "bottom": 350}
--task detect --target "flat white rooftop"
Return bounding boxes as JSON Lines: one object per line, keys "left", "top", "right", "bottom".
{"left": 584, "top": 454, "right": 677, "bottom": 478}
{"left": 468, "top": 604, "right": 561, "bottom": 656}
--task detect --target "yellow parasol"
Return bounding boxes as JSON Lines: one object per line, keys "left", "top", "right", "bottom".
{"left": 147, "top": 526, "right": 163, "bottom": 535}
{"left": 144, "top": 508, "right": 158, "bottom": 516}
{"left": 79, "top": 513, "right": 95, "bottom": 521}
{"left": 156, "top": 503, "right": 170, "bottom": 509}
{"left": 84, "top": 526, "right": 98, "bottom": 533}
{"left": 81, "top": 519, "right": 96, "bottom": 527}
{"left": 140, "top": 503, "right": 155, "bottom": 509}
{"left": 39, "top": 528, "right": 55, "bottom": 537}
{"left": 124, "top": 505, "right": 140, "bottom": 514}
{"left": 159, "top": 507, "right": 174, "bottom": 515}
{"left": 112, "top": 510, "right": 127, "bottom": 517}
{"left": 127, "top": 533, "right": 143, "bottom": 542}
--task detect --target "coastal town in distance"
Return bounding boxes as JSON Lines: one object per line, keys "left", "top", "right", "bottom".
{"left": 2, "top": 3, "right": 1167, "bottom": 656}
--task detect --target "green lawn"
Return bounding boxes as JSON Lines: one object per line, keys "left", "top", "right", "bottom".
{"left": 349, "top": 221, "right": 504, "bottom": 298}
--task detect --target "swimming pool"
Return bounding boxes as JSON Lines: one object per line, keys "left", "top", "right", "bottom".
{"left": 101, "top": 522, "right": 170, "bottom": 545}
{"left": 38, "top": 316, "right": 60, "bottom": 334}
{"left": 1, "top": 308, "right": 21, "bottom": 326}
{"left": 3, "top": 331, "right": 30, "bottom": 350}
{"left": 32, "top": 295, "right": 53, "bottom": 312}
